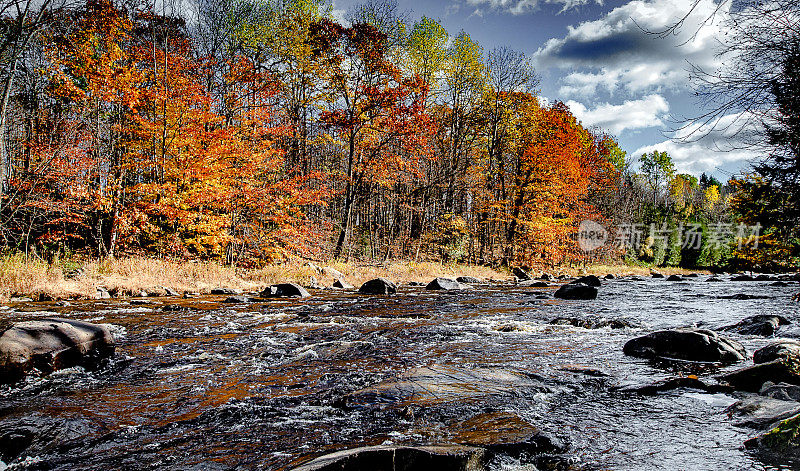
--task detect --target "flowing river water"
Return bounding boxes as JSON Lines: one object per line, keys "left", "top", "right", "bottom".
{"left": 1, "top": 275, "right": 800, "bottom": 470}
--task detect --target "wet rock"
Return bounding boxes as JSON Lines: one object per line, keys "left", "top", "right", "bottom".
{"left": 9, "top": 297, "right": 33, "bottom": 303}
{"left": 332, "top": 278, "right": 354, "bottom": 289}
{"left": 343, "top": 365, "right": 548, "bottom": 408}
{"left": 630, "top": 276, "right": 646, "bottom": 281}
{"left": 754, "top": 340, "right": 800, "bottom": 364}
{"left": 651, "top": 272, "right": 665, "bottom": 279}
{"left": 261, "top": 282, "right": 311, "bottom": 298}
{"left": 623, "top": 328, "right": 746, "bottom": 363}
{"left": 722, "top": 315, "right": 791, "bottom": 336}
{"left": 733, "top": 274, "right": 755, "bottom": 281}
{"left": 495, "top": 323, "right": 525, "bottom": 332}
{"left": 773, "top": 281, "right": 791, "bottom": 287}
{"left": 727, "top": 395, "right": 800, "bottom": 429}
{"left": 519, "top": 280, "right": 551, "bottom": 287}
{"left": 162, "top": 287, "right": 179, "bottom": 296}
{"left": 292, "top": 341, "right": 374, "bottom": 361}
{"left": 129, "top": 299, "right": 151, "bottom": 305}
{"left": 614, "top": 376, "right": 723, "bottom": 395}
{"left": 456, "top": 276, "right": 482, "bottom": 284}
{"left": 553, "top": 283, "right": 597, "bottom": 300}
{"left": 744, "top": 413, "right": 800, "bottom": 454}
{"left": 290, "top": 445, "right": 485, "bottom": 471}
{"left": 718, "top": 358, "right": 800, "bottom": 392}
{"left": 211, "top": 288, "right": 238, "bottom": 295}
{"left": 512, "top": 267, "right": 531, "bottom": 281}
{"left": 183, "top": 291, "right": 200, "bottom": 298}
{"left": 550, "top": 316, "right": 637, "bottom": 329}
{"left": 223, "top": 295, "right": 250, "bottom": 303}
{"left": 358, "top": 278, "right": 397, "bottom": 295}
{"left": 0, "top": 318, "right": 115, "bottom": 383}
{"left": 426, "top": 277, "right": 467, "bottom": 290}
{"left": 760, "top": 381, "right": 800, "bottom": 401}
{"left": 95, "top": 287, "right": 111, "bottom": 299}
{"left": 706, "top": 277, "right": 723, "bottom": 282}
{"left": 756, "top": 274, "right": 777, "bottom": 281}
{"left": 604, "top": 273, "right": 616, "bottom": 279}
{"left": 407, "top": 281, "right": 426, "bottom": 287}
{"left": 684, "top": 273, "right": 700, "bottom": 278}
{"left": 570, "top": 275, "right": 601, "bottom": 287}
{"left": 162, "top": 304, "right": 184, "bottom": 312}
{"left": 539, "top": 273, "right": 554, "bottom": 281}
{"left": 55, "top": 301, "right": 71, "bottom": 307}
{"left": 666, "top": 274, "right": 683, "bottom": 281}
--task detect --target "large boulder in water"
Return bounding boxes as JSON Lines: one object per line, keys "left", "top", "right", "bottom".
{"left": 754, "top": 340, "right": 800, "bottom": 364}
{"left": 554, "top": 283, "right": 597, "bottom": 300}
{"left": 290, "top": 445, "right": 485, "bottom": 471}
{"left": 0, "top": 318, "right": 115, "bottom": 383}
{"left": 722, "top": 315, "right": 791, "bottom": 336}
{"left": 570, "top": 275, "right": 601, "bottom": 287}
{"left": 426, "top": 277, "right": 466, "bottom": 290}
{"left": 456, "top": 276, "right": 482, "bottom": 284}
{"left": 623, "top": 328, "right": 746, "bottom": 363}
{"left": 261, "top": 282, "right": 310, "bottom": 298}
{"left": 358, "top": 278, "right": 397, "bottom": 295}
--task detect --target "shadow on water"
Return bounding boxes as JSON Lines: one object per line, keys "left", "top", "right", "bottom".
{"left": 1, "top": 276, "right": 800, "bottom": 470}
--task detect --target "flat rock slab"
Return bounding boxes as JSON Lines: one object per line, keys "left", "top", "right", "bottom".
{"left": 0, "top": 318, "right": 115, "bottom": 383}
{"left": 726, "top": 396, "right": 800, "bottom": 429}
{"left": 291, "top": 445, "right": 484, "bottom": 471}
{"left": 718, "top": 359, "right": 800, "bottom": 392}
{"left": 450, "top": 411, "right": 565, "bottom": 456}
{"left": 344, "top": 365, "right": 547, "bottom": 407}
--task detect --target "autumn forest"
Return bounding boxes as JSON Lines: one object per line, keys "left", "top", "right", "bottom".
{"left": 1, "top": 0, "right": 796, "bottom": 270}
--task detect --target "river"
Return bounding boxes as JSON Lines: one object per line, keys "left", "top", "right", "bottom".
{"left": 1, "top": 275, "right": 799, "bottom": 470}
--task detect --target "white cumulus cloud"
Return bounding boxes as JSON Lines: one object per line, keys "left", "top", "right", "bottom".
{"left": 566, "top": 94, "right": 669, "bottom": 135}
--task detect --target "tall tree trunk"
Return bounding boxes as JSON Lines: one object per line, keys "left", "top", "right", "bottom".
{"left": 334, "top": 132, "right": 357, "bottom": 259}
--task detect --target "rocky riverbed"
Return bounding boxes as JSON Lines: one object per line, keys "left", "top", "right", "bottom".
{"left": 1, "top": 273, "right": 799, "bottom": 470}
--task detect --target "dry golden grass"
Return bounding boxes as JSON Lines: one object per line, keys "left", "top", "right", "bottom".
{"left": 0, "top": 255, "right": 510, "bottom": 302}
{"left": 0, "top": 254, "right": 711, "bottom": 302}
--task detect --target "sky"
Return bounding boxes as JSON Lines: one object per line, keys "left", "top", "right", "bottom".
{"left": 333, "top": 0, "right": 756, "bottom": 179}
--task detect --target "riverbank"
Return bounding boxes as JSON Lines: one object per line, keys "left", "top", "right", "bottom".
{"left": 0, "top": 254, "right": 703, "bottom": 302}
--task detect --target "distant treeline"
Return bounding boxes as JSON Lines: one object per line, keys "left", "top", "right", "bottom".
{"left": 0, "top": 0, "right": 789, "bottom": 269}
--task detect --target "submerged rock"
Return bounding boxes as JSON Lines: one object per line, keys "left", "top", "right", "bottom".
{"left": 732, "top": 274, "right": 755, "bottom": 281}
{"left": 261, "top": 282, "right": 311, "bottom": 298}
{"left": 553, "top": 283, "right": 597, "bottom": 300}
{"left": 290, "top": 445, "right": 485, "bottom": 471}
{"left": 651, "top": 272, "right": 665, "bottom": 279}
{"left": 343, "top": 365, "right": 548, "bottom": 408}
{"left": 614, "top": 376, "right": 723, "bottom": 395}
{"left": 358, "top": 278, "right": 397, "bottom": 295}
{"left": 223, "top": 295, "right": 250, "bottom": 303}
{"left": 550, "top": 316, "right": 637, "bottom": 329}
{"left": 0, "top": 318, "right": 115, "bottom": 383}
{"left": 570, "top": 275, "right": 601, "bottom": 287}
{"left": 604, "top": 274, "right": 616, "bottom": 279}
{"left": 426, "top": 277, "right": 467, "bottom": 290}
{"left": 666, "top": 274, "right": 683, "bottom": 281}
{"left": 706, "top": 277, "right": 723, "bottom": 282}
{"left": 623, "top": 328, "right": 746, "bottom": 363}
{"left": 451, "top": 411, "right": 566, "bottom": 458}
{"left": 722, "top": 315, "right": 791, "bottom": 336}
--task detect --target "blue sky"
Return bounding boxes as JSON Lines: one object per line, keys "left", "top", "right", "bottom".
{"left": 333, "top": 0, "right": 756, "bottom": 179}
